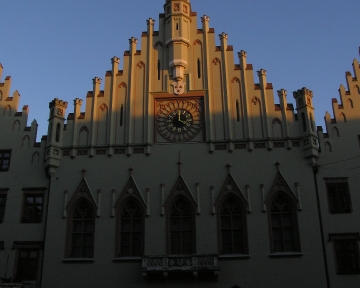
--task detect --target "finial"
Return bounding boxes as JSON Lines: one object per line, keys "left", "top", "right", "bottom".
{"left": 238, "top": 50, "right": 247, "bottom": 58}
{"left": 147, "top": 18, "right": 155, "bottom": 26}
{"left": 219, "top": 32, "right": 228, "bottom": 40}
{"left": 82, "top": 169, "right": 87, "bottom": 178}
{"left": 277, "top": 89, "right": 287, "bottom": 98}
{"left": 226, "top": 163, "right": 231, "bottom": 173}
{"left": 257, "top": 69, "right": 267, "bottom": 77}
{"left": 275, "top": 161, "right": 280, "bottom": 170}
{"left": 201, "top": 15, "right": 210, "bottom": 22}
{"left": 129, "top": 167, "right": 134, "bottom": 176}
{"left": 129, "top": 37, "right": 138, "bottom": 44}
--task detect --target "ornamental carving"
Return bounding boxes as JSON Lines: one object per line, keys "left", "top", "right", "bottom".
{"left": 57, "top": 108, "right": 63, "bottom": 117}
{"left": 171, "top": 80, "right": 186, "bottom": 95}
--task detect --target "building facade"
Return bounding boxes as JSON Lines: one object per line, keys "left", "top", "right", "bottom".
{"left": 1, "top": 0, "right": 360, "bottom": 287}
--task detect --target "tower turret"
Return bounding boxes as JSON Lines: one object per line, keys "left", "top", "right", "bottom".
{"left": 45, "top": 98, "right": 68, "bottom": 175}
{"left": 293, "top": 87, "right": 318, "bottom": 162}
{"left": 164, "top": 0, "right": 192, "bottom": 81}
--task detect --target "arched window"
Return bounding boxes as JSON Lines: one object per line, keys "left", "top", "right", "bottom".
{"left": 117, "top": 198, "right": 144, "bottom": 257}
{"left": 324, "top": 141, "right": 332, "bottom": 152}
{"left": 339, "top": 113, "right": 347, "bottom": 123}
{"left": 168, "top": 196, "right": 195, "bottom": 255}
{"left": 219, "top": 195, "right": 248, "bottom": 254}
{"left": 68, "top": 200, "right": 95, "bottom": 258}
{"left": 269, "top": 193, "right": 300, "bottom": 253}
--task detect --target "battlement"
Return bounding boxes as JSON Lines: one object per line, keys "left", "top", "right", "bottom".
{"left": 49, "top": 98, "right": 68, "bottom": 109}
{"left": 293, "top": 87, "right": 313, "bottom": 99}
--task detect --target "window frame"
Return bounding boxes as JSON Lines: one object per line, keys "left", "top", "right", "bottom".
{"left": 66, "top": 198, "right": 96, "bottom": 259}
{"left": 0, "top": 191, "right": 8, "bottom": 223}
{"left": 268, "top": 192, "right": 301, "bottom": 254}
{"left": 324, "top": 178, "right": 352, "bottom": 214}
{"left": 329, "top": 233, "right": 360, "bottom": 274}
{"left": 166, "top": 196, "right": 196, "bottom": 255}
{"left": 13, "top": 241, "right": 43, "bottom": 282}
{"left": 21, "top": 192, "right": 45, "bottom": 223}
{"left": 0, "top": 150, "right": 11, "bottom": 172}
{"left": 116, "top": 197, "right": 144, "bottom": 258}
{"left": 217, "top": 194, "right": 248, "bottom": 256}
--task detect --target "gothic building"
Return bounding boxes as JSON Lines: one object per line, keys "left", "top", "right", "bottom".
{"left": 1, "top": 0, "right": 360, "bottom": 287}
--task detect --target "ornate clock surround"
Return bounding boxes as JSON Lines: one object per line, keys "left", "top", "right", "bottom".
{"left": 155, "top": 94, "right": 204, "bottom": 142}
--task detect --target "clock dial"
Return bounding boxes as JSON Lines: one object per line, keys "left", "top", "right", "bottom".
{"left": 156, "top": 99, "right": 202, "bottom": 142}
{"left": 166, "top": 109, "right": 193, "bottom": 133}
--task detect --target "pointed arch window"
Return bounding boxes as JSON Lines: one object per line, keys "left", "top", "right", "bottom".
{"left": 68, "top": 200, "right": 95, "bottom": 258}
{"left": 117, "top": 198, "right": 144, "bottom": 257}
{"left": 168, "top": 196, "right": 195, "bottom": 255}
{"left": 269, "top": 193, "right": 300, "bottom": 253}
{"left": 219, "top": 195, "right": 248, "bottom": 255}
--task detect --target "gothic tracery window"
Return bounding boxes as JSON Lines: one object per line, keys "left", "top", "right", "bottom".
{"left": 68, "top": 200, "right": 95, "bottom": 258}
{"left": 169, "top": 197, "right": 195, "bottom": 255}
{"left": 118, "top": 198, "right": 143, "bottom": 257}
{"left": 269, "top": 193, "right": 300, "bottom": 253}
{"left": 219, "top": 195, "right": 248, "bottom": 254}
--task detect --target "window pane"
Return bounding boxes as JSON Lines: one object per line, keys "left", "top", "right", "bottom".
{"left": 270, "top": 193, "right": 299, "bottom": 253}
{"left": 69, "top": 200, "right": 95, "bottom": 258}
{"left": 121, "top": 233, "right": 131, "bottom": 245}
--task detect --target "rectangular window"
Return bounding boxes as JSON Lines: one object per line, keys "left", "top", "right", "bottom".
{"left": 0, "top": 194, "right": 7, "bottom": 223}
{"left": 22, "top": 194, "right": 44, "bottom": 223}
{"left": 330, "top": 234, "right": 360, "bottom": 274}
{"left": 13, "top": 242, "right": 42, "bottom": 282}
{"left": 324, "top": 178, "right": 352, "bottom": 214}
{"left": 0, "top": 150, "right": 11, "bottom": 171}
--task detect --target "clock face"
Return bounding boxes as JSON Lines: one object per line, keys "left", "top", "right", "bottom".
{"left": 166, "top": 109, "right": 193, "bottom": 133}
{"left": 156, "top": 99, "right": 202, "bottom": 142}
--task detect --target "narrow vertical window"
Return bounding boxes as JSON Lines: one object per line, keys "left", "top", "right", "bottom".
{"left": 301, "top": 113, "right": 306, "bottom": 132}
{"left": 157, "top": 60, "right": 161, "bottom": 80}
{"left": 55, "top": 123, "right": 61, "bottom": 142}
{"left": 0, "top": 150, "right": 11, "bottom": 171}
{"left": 120, "top": 104, "right": 124, "bottom": 127}
{"left": 69, "top": 200, "right": 95, "bottom": 258}
{"left": 310, "top": 113, "right": 314, "bottom": 132}
{"left": 0, "top": 194, "right": 7, "bottom": 223}
{"left": 119, "top": 199, "right": 143, "bottom": 257}
{"left": 176, "top": 23, "right": 179, "bottom": 30}
{"left": 236, "top": 100, "right": 240, "bottom": 122}
{"left": 219, "top": 195, "right": 247, "bottom": 254}
{"left": 169, "top": 197, "right": 195, "bottom": 255}
{"left": 197, "top": 58, "right": 201, "bottom": 78}
{"left": 269, "top": 193, "right": 300, "bottom": 253}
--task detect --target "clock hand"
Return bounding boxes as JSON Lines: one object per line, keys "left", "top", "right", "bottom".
{"left": 177, "top": 110, "right": 181, "bottom": 121}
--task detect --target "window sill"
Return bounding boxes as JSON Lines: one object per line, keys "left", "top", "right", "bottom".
{"left": 219, "top": 254, "right": 250, "bottom": 260}
{"left": 269, "top": 252, "right": 303, "bottom": 258}
{"left": 113, "top": 257, "right": 142, "bottom": 263}
{"left": 62, "top": 258, "right": 94, "bottom": 263}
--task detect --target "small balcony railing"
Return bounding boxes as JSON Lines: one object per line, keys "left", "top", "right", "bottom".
{"left": 141, "top": 254, "right": 219, "bottom": 282}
